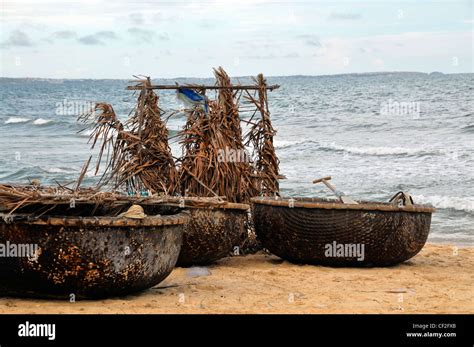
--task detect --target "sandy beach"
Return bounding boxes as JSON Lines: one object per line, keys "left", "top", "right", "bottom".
{"left": 0, "top": 243, "right": 472, "bottom": 314}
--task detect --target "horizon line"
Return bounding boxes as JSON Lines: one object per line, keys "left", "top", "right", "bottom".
{"left": 0, "top": 70, "right": 472, "bottom": 81}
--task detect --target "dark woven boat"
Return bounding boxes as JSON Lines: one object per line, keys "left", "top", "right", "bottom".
{"left": 0, "top": 204, "right": 188, "bottom": 299}
{"left": 176, "top": 201, "right": 250, "bottom": 267}
{"left": 251, "top": 197, "right": 435, "bottom": 266}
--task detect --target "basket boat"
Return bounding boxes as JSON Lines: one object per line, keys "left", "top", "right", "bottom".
{"left": 168, "top": 198, "right": 250, "bottom": 267}
{"left": 251, "top": 197, "right": 435, "bottom": 266}
{"left": 0, "top": 203, "right": 188, "bottom": 299}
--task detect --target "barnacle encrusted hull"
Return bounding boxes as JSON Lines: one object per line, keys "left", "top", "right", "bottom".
{"left": 177, "top": 203, "right": 249, "bottom": 267}
{"left": 0, "top": 211, "right": 188, "bottom": 299}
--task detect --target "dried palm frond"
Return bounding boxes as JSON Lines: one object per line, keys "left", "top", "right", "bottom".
{"left": 76, "top": 69, "right": 278, "bottom": 203}
{"left": 177, "top": 67, "right": 257, "bottom": 203}
{"left": 0, "top": 184, "right": 228, "bottom": 215}
{"left": 244, "top": 73, "right": 280, "bottom": 196}
{"left": 79, "top": 77, "right": 178, "bottom": 196}
{"left": 0, "top": 184, "right": 102, "bottom": 214}
{"left": 119, "top": 77, "right": 178, "bottom": 195}
{"left": 78, "top": 102, "right": 123, "bottom": 178}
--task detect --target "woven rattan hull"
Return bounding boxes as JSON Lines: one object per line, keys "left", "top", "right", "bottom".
{"left": 177, "top": 205, "right": 249, "bottom": 266}
{"left": 252, "top": 197, "right": 434, "bottom": 266}
{"left": 0, "top": 211, "right": 188, "bottom": 299}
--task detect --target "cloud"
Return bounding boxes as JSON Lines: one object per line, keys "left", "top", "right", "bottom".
{"left": 372, "top": 58, "right": 385, "bottom": 70}
{"left": 52, "top": 30, "right": 77, "bottom": 39}
{"left": 77, "top": 31, "right": 118, "bottom": 45}
{"left": 128, "top": 27, "right": 169, "bottom": 43}
{"left": 1, "top": 30, "right": 34, "bottom": 48}
{"left": 155, "top": 50, "right": 175, "bottom": 60}
{"left": 235, "top": 39, "right": 274, "bottom": 50}
{"left": 329, "top": 12, "right": 362, "bottom": 21}
{"left": 152, "top": 11, "right": 183, "bottom": 23}
{"left": 156, "top": 49, "right": 172, "bottom": 58}
{"left": 128, "top": 27, "right": 154, "bottom": 43}
{"left": 242, "top": 53, "right": 276, "bottom": 60}
{"left": 283, "top": 52, "right": 301, "bottom": 58}
{"left": 198, "top": 21, "right": 215, "bottom": 29}
{"left": 23, "top": 23, "right": 48, "bottom": 32}
{"left": 296, "top": 34, "right": 321, "bottom": 47}
{"left": 95, "top": 31, "right": 117, "bottom": 39}
{"left": 358, "top": 45, "right": 380, "bottom": 54}
{"left": 122, "top": 11, "right": 182, "bottom": 27}
{"left": 78, "top": 35, "right": 102, "bottom": 45}
{"left": 306, "top": 38, "right": 321, "bottom": 47}
{"left": 158, "top": 32, "right": 170, "bottom": 40}
{"left": 129, "top": 13, "right": 145, "bottom": 25}
{"left": 43, "top": 30, "right": 77, "bottom": 43}
{"left": 308, "top": 31, "right": 472, "bottom": 73}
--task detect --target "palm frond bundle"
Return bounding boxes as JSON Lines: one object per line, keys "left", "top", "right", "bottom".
{"left": 177, "top": 67, "right": 257, "bottom": 203}
{"left": 79, "top": 77, "right": 178, "bottom": 196}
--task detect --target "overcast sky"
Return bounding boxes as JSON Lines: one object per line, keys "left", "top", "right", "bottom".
{"left": 0, "top": 0, "right": 472, "bottom": 78}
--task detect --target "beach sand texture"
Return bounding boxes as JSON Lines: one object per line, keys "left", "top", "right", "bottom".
{"left": 0, "top": 244, "right": 472, "bottom": 314}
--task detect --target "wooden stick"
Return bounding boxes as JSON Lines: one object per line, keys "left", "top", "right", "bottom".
{"left": 181, "top": 167, "right": 225, "bottom": 202}
{"left": 126, "top": 84, "right": 280, "bottom": 91}
{"left": 75, "top": 155, "right": 92, "bottom": 192}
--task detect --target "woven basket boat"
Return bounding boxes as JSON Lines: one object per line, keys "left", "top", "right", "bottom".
{"left": 0, "top": 204, "right": 188, "bottom": 299}
{"left": 251, "top": 197, "right": 435, "bottom": 266}
{"left": 173, "top": 199, "right": 250, "bottom": 267}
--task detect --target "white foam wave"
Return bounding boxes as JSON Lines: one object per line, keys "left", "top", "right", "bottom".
{"left": 78, "top": 129, "right": 93, "bottom": 137}
{"left": 413, "top": 194, "right": 474, "bottom": 213}
{"left": 321, "top": 143, "right": 442, "bottom": 156}
{"left": 4, "top": 117, "right": 30, "bottom": 124}
{"left": 85, "top": 167, "right": 106, "bottom": 177}
{"left": 46, "top": 167, "right": 76, "bottom": 174}
{"left": 33, "top": 118, "right": 52, "bottom": 125}
{"left": 274, "top": 139, "right": 308, "bottom": 149}
{"left": 273, "top": 140, "right": 443, "bottom": 157}
{"left": 78, "top": 129, "right": 113, "bottom": 140}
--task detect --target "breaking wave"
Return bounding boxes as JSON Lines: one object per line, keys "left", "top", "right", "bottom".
{"left": 33, "top": 118, "right": 52, "bottom": 125}
{"left": 413, "top": 194, "right": 474, "bottom": 213}
{"left": 4, "top": 117, "right": 29, "bottom": 124}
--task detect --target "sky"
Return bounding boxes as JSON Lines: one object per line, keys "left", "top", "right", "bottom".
{"left": 0, "top": 0, "right": 473, "bottom": 78}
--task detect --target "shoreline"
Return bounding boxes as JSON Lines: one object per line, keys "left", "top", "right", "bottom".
{"left": 0, "top": 243, "right": 472, "bottom": 314}
{"left": 1, "top": 72, "right": 472, "bottom": 82}
{"left": 427, "top": 239, "right": 474, "bottom": 247}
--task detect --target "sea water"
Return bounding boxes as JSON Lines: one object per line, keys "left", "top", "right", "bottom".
{"left": 0, "top": 72, "right": 472, "bottom": 244}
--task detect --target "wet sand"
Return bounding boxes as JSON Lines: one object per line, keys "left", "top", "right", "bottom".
{"left": 0, "top": 244, "right": 472, "bottom": 314}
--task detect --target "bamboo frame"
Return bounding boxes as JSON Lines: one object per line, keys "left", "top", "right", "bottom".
{"left": 126, "top": 84, "right": 280, "bottom": 91}
{"left": 0, "top": 67, "right": 282, "bottom": 215}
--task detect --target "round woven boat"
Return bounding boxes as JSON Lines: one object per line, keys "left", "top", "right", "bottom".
{"left": 176, "top": 201, "right": 250, "bottom": 267}
{"left": 251, "top": 197, "right": 435, "bottom": 266}
{"left": 0, "top": 204, "right": 188, "bottom": 299}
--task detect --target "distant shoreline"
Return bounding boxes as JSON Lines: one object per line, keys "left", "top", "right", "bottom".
{"left": 1, "top": 71, "right": 472, "bottom": 82}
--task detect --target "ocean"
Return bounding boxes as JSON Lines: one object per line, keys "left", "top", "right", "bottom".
{"left": 0, "top": 72, "right": 473, "bottom": 245}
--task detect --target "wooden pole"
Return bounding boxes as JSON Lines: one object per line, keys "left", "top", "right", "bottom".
{"left": 126, "top": 84, "right": 280, "bottom": 91}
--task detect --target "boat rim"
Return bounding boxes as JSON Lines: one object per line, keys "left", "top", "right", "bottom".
{"left": 152, "top": 197, "right": 250, "bottom": 211}
{"left": 185, "top": 202, "right": 250, "bottom": 211}
{"left": 251, "top": 196, "right": 435, "bottom": 213}
{"left": 0, "top": 211, "right": 190, "bottom": 227}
